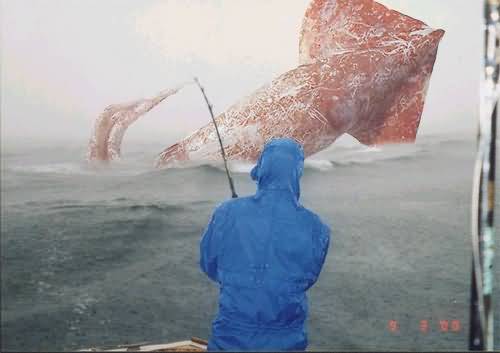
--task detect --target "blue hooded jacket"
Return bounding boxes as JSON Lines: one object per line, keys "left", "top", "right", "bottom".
{"left": 200, "top": 138, "right": 331, "bottom": 351}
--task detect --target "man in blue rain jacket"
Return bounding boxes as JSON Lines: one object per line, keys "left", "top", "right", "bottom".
{"left": 200, "top": 138, "right": 331, "bottom": 351}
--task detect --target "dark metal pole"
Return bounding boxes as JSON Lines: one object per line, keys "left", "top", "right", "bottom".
{"left": 469, "top": 1, "right": 498, "bottom": 350}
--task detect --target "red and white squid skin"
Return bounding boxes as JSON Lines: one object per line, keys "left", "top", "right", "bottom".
{"left": 154, "top": 0, "right": 444, "bottom": 168}
{"left": 87, "top": 86, "right": 184, "bottom": 162}
{"left": 87, "top": 0, "right": 445, "bottom": 168}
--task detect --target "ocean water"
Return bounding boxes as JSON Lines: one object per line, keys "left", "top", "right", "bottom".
{"left": 1, "top": 135, "right": 499, "bottom": 351}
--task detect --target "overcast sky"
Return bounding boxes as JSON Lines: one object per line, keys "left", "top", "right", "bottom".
{"left": 1, "top": 0, "right": 482, "bottom": 146}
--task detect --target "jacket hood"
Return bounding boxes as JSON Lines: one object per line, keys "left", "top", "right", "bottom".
{"left": 251, "top": 138, "right": 305, "bottom": 201}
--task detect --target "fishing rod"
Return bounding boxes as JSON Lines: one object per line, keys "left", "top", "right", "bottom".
{"left": 469, "top": 0, "right": 498, "bottom": 350}
{"left": 194, "top": 77, "right": 238, "bottom": 199}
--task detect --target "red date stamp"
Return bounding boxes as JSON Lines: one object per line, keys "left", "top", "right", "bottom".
{"left": 419, "top": 320, "right": 429, "bottom": 333}
{"left": 387, "top": 319, "right": 461, "bottom": 333}
{"left": 388, "top": 320, "right": 400, "bottom": 332}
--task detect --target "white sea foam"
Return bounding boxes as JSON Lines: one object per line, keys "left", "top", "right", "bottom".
{"left": 227, "top": 161, "right": 255, "bottom": 174}
{"left": 304, "top": 159, "right": 334, "bottom": 171}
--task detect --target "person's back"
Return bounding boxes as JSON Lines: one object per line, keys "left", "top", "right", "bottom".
{"left": 200, "top": 138, "right": 331, "bottom": 351}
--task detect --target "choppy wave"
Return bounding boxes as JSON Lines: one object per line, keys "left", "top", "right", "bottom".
{"left": 5, "top": 161, "right": 156, "bottom": 177}
{"left": 49, "top": 203, "right": 185, "bottom": 213}
{"left": 161, "top": 142, "right": 425, "bottom": 173}
{"left": 2, "top": 140, "right": 432, "bottom": 177}
{"left": 13, "top": 198, "right": 200, "bottom": 214}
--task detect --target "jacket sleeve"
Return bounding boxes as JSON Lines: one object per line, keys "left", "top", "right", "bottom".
{"left": 199, "top": 204, "right": 227, "bottom": 282}
{"left": 306, "top": 220, "right": 331, "bottom": 290}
